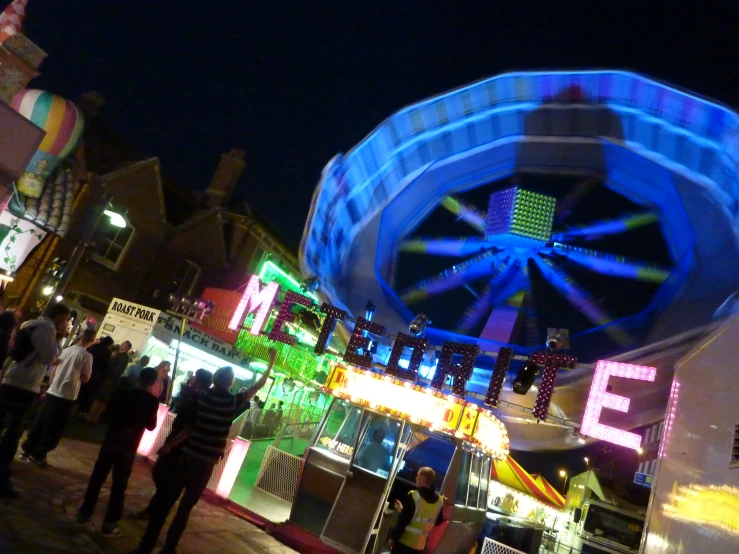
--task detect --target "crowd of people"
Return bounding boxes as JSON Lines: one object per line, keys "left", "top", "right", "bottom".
{"left": 241, "top": 395, "right": 285, "bottom": 438}
{"left": 0, "top": 303, "right": 277, "bottom": 554}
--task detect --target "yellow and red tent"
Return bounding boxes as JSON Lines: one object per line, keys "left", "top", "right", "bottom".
{"left": 490, "top": 456, "right": 565, "bottom": 510}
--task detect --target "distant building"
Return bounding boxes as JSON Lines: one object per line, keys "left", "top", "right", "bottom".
{"left": 6, "top": 96, "right": 299, "bottom": 319}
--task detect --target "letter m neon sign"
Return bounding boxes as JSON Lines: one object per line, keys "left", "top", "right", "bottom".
{"left": 228, "top": 275, "right": 280, "bottom": 335}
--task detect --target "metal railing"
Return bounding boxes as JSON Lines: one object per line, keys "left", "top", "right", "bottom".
{"left": 539, "top": 538, "right": 584, "bottom": 554}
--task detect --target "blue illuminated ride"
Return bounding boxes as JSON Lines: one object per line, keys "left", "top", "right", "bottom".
{"left": 300, "top": 71, "right": 739, "bottom": 449}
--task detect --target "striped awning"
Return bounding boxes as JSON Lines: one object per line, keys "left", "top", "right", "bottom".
{"left": 530, "top": 474, "right": 566, "bottom": 509}
{"left": 490, "top": 456, "right": 565, "bottom": 510}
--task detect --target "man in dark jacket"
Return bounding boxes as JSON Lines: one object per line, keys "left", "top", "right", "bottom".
{"left": 388, "top": 467, "right": 445, "bottom": 554}
{"left": 77, "top": 367, "right": 159, "bottom": 536}
{"left": 0, "top": 310, "right": 17, "bottom": 368}
{"left": 78, "top": 336, "right": 114, "bottom": 413}
{"left": 131, "top": 368, "right": 213, "bottom": 520}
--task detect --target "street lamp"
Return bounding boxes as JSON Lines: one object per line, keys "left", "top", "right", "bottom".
{"left": 103, "top": 209, "right": 126, "bottom": 228}
{"left": 44, "top": 193, "right": 126, "bottom": 311}
{"left": 559, "top": 469, "right": 569, "bottom": 494}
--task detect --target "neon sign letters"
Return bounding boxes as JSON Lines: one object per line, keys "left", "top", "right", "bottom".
{"left": 228, "top": 274, "right": 279, "bottom": 335}
{"left": 228, "top": 272, "right": 586, "bottom": 423}
{"left": 580, "top": 360, "right": 657, "bottom": 450}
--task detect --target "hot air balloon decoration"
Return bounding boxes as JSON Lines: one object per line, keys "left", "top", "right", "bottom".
{"left": 11, "top": 89, "right": 84, "bottom": 200}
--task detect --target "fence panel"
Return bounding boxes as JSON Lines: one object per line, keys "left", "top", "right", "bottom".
{"left": 254, "top": 445, "right": 303, "bottom": 503}
{"left": 481, "top": 538, "right": 527, "bottom": 554}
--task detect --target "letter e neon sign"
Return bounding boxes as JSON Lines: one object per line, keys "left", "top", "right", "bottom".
{"left": 228, "top": 274, "right": 280, "bottom": 335}
{"left": 580, "top": 360, "right": 657, "bottom": 450}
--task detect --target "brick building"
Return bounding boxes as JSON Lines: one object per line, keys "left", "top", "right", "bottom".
{"left": 6, "top": 96, "right": 300, "bottom": 320}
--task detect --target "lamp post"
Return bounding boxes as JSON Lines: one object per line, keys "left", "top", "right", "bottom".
{"left": 559, "top": 469, "right": 569, "bottom": 495}
{"left": 44, "top": 192, "right": 126, "bottom": 312}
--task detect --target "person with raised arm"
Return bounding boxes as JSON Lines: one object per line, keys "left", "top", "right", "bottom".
{"left": 135, "top": 348, "right": 277, "bottom": 554}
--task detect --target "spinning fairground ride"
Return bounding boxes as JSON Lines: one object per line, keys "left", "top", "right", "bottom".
{"left": 300, "top": 71, "right": 739, "bottom": 451}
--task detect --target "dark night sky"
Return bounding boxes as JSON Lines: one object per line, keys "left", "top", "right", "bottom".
{"left": 25, "top": 1, "right": 739, "bottom": 248}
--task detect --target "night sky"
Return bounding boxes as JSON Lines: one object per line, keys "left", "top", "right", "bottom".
{"left": 25, "top": 1, "right": 739, "bottom": 249}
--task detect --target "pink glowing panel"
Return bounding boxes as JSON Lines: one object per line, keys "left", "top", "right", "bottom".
{"left": 137, "top": 404, "right": 170, "bottom": 457}
{"left": 228, "top": 274, "right": 280, "bottom": 334}
{"left": 216, "top": 437, "right": 250, "bottom": 498}
{"left": 580, "top": 360, "right": 657, "bottom": 451}
{"left": 659, "top": 379, "right": 680, "bottom": 459}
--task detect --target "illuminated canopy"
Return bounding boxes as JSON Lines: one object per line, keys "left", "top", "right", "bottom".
{"left": 326, "top": 362, "right": 510, "bottom": 460}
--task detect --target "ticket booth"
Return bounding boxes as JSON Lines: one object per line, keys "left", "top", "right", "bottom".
{"left": 281, "top": 364, "right": 510, "bottom": 554}
{"left": 97, "top": 297, "right": 160, "bottom": 355}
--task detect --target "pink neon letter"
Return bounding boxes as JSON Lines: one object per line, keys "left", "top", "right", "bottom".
{"left": 228, "top": 274, "right": 280, "bottom": 334}
{"left": 580, "top": 360, "right": 657, "bottom": 450}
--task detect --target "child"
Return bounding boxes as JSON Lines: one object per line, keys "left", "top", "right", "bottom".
{"left": 77, "top": 367, "right": 159, "bottom": 536}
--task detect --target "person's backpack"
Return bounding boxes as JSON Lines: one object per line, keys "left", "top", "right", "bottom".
{"left": 9, "top": 326, "right": 36, "bottom": 362}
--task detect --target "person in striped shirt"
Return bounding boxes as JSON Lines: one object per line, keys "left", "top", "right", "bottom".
{"left": 135, "top": 348, "right": 276, "bottom": 554}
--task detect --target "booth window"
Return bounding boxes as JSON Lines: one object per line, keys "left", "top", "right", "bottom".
{"left": 92, "top": 219, "right": 135, "bottom": 271}
{"left": 478, "top": 456, "right": 491, "bottom": 509}
{"left": 354, "top": 414, "right": 401, "bottom": 478}
{"left": 315, "top": 399, "right": 361, "bottom": 460}
{"left": 398, "top": 430, "right": 455, "bottom": 491}
{"left": 455, "top": 449, "right": 473, "bottom": 505}
{"left": 468, "top": 452, "right": 483, "bottom": 508}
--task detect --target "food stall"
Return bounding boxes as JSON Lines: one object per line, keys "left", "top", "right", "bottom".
{"left": 483, "top": 457, "right": 565, "bottom": 553}
{"left": 95, "top": 297, "right": 160, "bottom": 354}
{"left": 238, "top": 361, "right": 511, "bottom": 554}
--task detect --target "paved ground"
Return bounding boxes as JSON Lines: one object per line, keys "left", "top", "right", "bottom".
{"left": 0, "top": 438, "right": 299, "bottom": 554}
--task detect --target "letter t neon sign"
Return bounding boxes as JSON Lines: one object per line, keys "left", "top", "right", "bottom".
{"left": 580, "top": 360, "right": 657, "bottom": 450}
{"left": 228, "top": 274, "right": 280, "bottom": 335}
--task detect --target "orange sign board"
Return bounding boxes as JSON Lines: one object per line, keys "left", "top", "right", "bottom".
{"left": 326, "top": 365, "right": 348, "bottom": 392}
{"left": 440, "top": 401, "right": 463, "bottom": 433}
{"left": 190, "top": 288, "right": 244, "bottom": 344}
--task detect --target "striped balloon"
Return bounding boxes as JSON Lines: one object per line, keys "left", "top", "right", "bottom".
{"left": 11, "top": 89, "right": 85, "bottom": 199}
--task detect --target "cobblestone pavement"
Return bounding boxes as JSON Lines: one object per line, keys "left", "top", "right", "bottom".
{"left": 0, "top": 439, "right": 299, "bottom": 554}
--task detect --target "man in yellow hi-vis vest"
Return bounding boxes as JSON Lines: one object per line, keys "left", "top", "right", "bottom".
{"left": 387, "top": 467, "right": 445, "bottom": 554}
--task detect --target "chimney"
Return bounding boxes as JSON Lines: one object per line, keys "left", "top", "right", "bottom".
{"left": 206, "top": 148, "right": 246, "bottom": 208}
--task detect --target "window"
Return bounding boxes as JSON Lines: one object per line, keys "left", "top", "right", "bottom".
{"left": 92, "top": 219, "right": 135, "bottom": 270}
{"left": 455, "top": 449, "right": 472, "bottom": 505}
{"left": 583, "top": 504, "right": 644, "bottom": 549}
{"left": 250, "top": 246, "right": 267, "bottom": 273}
{"left": 354, "top": 415, "right": 401, "bottom": 478}
{"left": 315, "top": 399, "right": 361, "bottom": 460}
{"left": 731, "top": 423, "right": 739, "bottom": 469}
{"left": 397, "top": 430, "right": 455, "bottom": 492}
{"left": 174, "top": 260, "right": 201, "bottom": 297}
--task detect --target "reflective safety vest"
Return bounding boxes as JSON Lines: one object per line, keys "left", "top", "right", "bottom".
{"left": 398, "top": 490, "right": 444, "bottom": 551}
